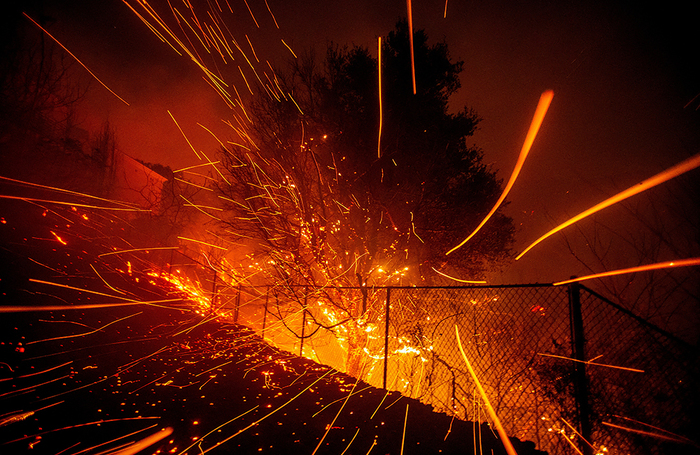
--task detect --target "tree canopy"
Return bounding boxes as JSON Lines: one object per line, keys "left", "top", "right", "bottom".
{"left": 216, "top": 20, "right": 514, "bottom": 288}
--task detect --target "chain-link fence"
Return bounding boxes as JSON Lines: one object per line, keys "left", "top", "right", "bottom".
{"left": 578, "top": 286, "right": 699, "bottom": 455}
{"left": 381, "top": 286, "right": 574, "bottom": 453}
{"left": 93, "top": 223, "right": 697, "bottom": 455}
{"left": 215, "top": 283, "right": 698, "bottom": 455}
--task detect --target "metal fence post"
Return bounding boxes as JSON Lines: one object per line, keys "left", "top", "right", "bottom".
{"left": 361, "top": 286, "right": 368, "bottom": 316}
{"left": 300, "top": 286, "right": 308, "bottom": 357}
{"left": 234, "top": 284, "right": 241, "bottom": 323}
{"left": 568, "top": 280, "right": 593, "bottom": 455}
{"left": 262, "top": 286, "right": 269, "bottom": 339}
{"left": 210, "top": 268, "right": 217, "bottom": 314}
{"left": 383, "top": 287, "right": 391, "bottom": 390}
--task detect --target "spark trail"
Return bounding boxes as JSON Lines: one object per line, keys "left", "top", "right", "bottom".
{"left": 516, "top": 152, "right": 700, "bottom": 260}
{"left": 22, "top": 13, "right": 129, "bottom": 105}
{"left": 553, "top": 257, "right": 700, "bottom": 286}
{"left": 447, "top": 90, "right": 554, "bottom": 255}
{"left": 455, "top": 325, "right": 518, "bottom": 455}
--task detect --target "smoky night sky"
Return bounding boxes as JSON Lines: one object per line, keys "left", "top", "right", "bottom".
{"left": 16, "top": 0, "right": 700, "bottom": 283}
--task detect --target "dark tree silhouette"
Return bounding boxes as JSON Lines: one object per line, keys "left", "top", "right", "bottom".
{"left": 217, "top": 20, "right": 514, "bottom": 289}
{"left": 0, "top": 5, "right": 97, "bottom": 192}
{"left": 214, "top": 21, "right": 515, "bottom": 375}
{"left": 0, "top": 5, "right": 85, "bottom": 144}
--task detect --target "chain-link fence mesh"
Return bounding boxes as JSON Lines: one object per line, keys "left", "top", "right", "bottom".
{"left": 99, "top": 231, "right": 697, "bottom": 455}
{"left": 223, "top": 284, "right": 576, "bottom": 453}
{"left": 218, "top": 283, "right": 698, "bottom": 455}
{"left": 384, "top": 286, "right": 574, "bottom": 454}
{"left": 579, "top": 286, "right": 699, "bottom": 455}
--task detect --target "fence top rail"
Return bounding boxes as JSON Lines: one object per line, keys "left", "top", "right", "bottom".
{"left": 241, "top": 283, "right": 559, "bottom": 291}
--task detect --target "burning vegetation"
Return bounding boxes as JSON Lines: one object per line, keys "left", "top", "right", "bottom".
{"left": 1, "top": 1, "right": 699, "bottom": 455}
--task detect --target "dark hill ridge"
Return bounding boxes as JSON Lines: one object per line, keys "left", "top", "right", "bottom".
{"left": 0, "top": 311, "right": 547, "bottom": 454}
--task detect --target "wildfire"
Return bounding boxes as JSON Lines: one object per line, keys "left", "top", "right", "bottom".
{"left": 2, "top": 2, "right": 698, "bottom": 454}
